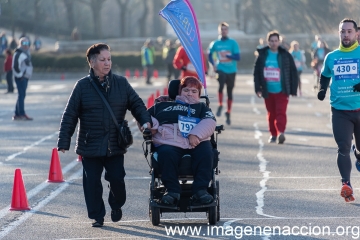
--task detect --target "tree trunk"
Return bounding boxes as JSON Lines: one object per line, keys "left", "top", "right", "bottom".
{"left": 63, "top": 0, "right": 75, "bottom": 30}
{"left": 138, "top": 1, "right": 148, "bottom": 37}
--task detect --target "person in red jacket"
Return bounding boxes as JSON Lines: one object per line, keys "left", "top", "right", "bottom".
{"left": 4, "top": 48, "right": 13, "bottom": 93}
{"left": 173, "top": 45, "right": 207, "bottom": 79}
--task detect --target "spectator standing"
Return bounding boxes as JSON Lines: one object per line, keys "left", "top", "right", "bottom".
{"left": 0, "top": 32, "right": 8, "bottom": 53}
{"left": 12, "top": 37, "right": 33, "bottom": 120}
{"left": 162, "top": 39, "right": 180, "bottom": 82}
{"left": 33, "top": 36, "right": 42, "bottom": 51}
{"left": 4, "top": 48, "right": 14, "bottom": 93}
{"left": 173, "top": 44, "right": 207, "bottom": 80}
{"left": 208, "top": 22, "right": 240, "bottom": 125}
{"left": 9, "top": 36, "right": 17, "bottom": 51}
{"left": 253, "top": 30, "right": 298, "bottom": 144}
{"left": 141, "top": 39, "right": 155, "bottom": 85}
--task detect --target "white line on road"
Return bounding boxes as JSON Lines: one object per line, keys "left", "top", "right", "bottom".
{"left": 4, "top": 131, "right": 58, "bottom": 162}
{"left": 254, "top": 123, "right": 279, "bottom": 219}
{"left": 0, "top": 159, "right": 79, "bottom": 221}
{"left": 0, "top": 162, "right": 82, "bottom": 239}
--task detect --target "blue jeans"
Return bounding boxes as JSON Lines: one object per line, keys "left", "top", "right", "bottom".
{"left": 14, "top": 77, "right": 28, "bottom": 116}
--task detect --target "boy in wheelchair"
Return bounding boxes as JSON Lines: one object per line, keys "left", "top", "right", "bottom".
{"left": 146, "top": 77, "right": 217, "bottom": 206}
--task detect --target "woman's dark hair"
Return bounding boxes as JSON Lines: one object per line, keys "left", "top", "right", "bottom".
{"left": 267, "top": 30, "right": 280, "bottom": 41}
{"left": 86, "top": 43, "right": 110, "bottom": 64}
{"left": 178, "top": 76, "right": 202, "bottom": 97}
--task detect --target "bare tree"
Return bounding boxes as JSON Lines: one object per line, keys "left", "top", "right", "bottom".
{"left": 115, "top": 0, "right": 130, "bottom": 38}
{"left": 62, "top": 0, "right": 76, "bottom": 30}
{"left": 138, "top": 0, "right": 149, "bottom": 37}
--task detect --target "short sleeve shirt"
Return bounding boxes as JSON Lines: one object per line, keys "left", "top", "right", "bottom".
{"left": 321, "top": 47, "right": 360, "bottom": 110}
{"left": 209, "top": 38, "right": 240, "bottom": 74}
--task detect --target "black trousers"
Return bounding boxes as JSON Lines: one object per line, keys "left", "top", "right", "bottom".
{"left": 82, "top": 155, "right": 126, "bottom": 220}
{"left": 217, "top": 70, "right": 236, "bottom": 100}
{"left": 157, "top": 141, "right": 213, "bottom": 195}
{"left": 331, "top": 107, "right": 360, "bottom": 182}
{"left": 166, "top": 63, "right": 180, "bottom": 81}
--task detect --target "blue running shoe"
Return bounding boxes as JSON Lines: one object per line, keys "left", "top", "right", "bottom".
{"left": 352, "top": 144, "right": 360, "bottom": 172}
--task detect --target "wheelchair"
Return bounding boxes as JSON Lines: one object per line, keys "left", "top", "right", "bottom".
{"left": 142, "top": 79, "right": 224, "bottom": 226}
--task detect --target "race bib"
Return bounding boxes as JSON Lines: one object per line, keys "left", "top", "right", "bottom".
{"left": 178, "top": 115, "right": 200, "bottom": 138}
{"left": 218, "top": 50, "right": 231, "bottom": 62}
{"left": 264, "top": 67, "right": 280, "bottom": 81}
{"left": 334, "top": 59, "right": 360, "bottom": 80}
{"left": 186, "top": 63, "right": 197, "bottom": 73}
{"left": 294, "top": 60, "right": 302, "bottom": 69}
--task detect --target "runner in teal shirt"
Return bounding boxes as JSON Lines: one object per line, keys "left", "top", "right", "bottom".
{"left": 318, "top": 18, "right": 360, "bottom": 203}
{"left": 321, "top": 48, "right": 360, "bottom": 110}
{"left": 208, "top": 22, "right": 240, "bottom": 125}
{"left": 264, "top": 49, "right": 282, "bottom": 93}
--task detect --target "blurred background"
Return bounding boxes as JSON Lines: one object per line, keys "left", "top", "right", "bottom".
{"left": 0, "top": 0, "right": 360, "bottom": 72}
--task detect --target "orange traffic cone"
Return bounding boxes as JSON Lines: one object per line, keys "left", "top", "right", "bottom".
{"left": 134, "top": 69, "right": 140, "bottom": 78}
{"left": 10, "top": 168, "right": 31, "bottom": 211}
{"left": 153, "top": 69, "right": 159, "bottom": 79}
{"left": 156, "top": 89, "right": 161, "bottom": 98}
{"left": 77, "top": 155, "right": 82, "bottom": 162}
{"left": 125, "top": 69, "right": 131, "bottom": 78}
{"left": 147, "top": 94, "right": 154, "bottom": 109}
{"left": 163, "top": 87, "right": 168, "bottom": 96}
{"left": 47, "top": 148, "right": 65, "bottom": 183}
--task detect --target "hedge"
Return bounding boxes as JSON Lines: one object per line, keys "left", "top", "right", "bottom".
{"left": 31, "top": 50, "right": 313, "bottom": 72}
{"left": 31, "top": 52, "right": 166, "bottom": 71}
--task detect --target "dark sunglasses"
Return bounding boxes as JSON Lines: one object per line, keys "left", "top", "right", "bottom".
{"left": 21, "top": 41, "right": 30, "bottom": 46}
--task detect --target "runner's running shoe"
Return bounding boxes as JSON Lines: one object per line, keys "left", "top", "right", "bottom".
{"left": 340, "top": 181, "right": 355, "bottom": 202}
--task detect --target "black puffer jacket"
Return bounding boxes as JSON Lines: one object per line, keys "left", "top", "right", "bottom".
{"left": 253, "top": 46, "right": 298, "bottom": 98}
{"left": 57, "top": 70, "right": 152, "bottom": 157}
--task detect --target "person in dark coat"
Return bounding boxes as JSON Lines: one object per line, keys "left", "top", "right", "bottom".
{"left": 253, "top": 30, "right": 298, "bottom": 144}
{"left": 57, "top": 43, "right": 152, "bottom": 227}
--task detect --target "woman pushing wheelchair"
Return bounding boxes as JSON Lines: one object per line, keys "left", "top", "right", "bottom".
{"left": 145, "top": 76, "right": 216, "bottom": 206}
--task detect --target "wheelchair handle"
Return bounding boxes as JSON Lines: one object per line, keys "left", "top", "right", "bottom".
{"left": 142, "top": 128, "right": 152, "bottom": 142}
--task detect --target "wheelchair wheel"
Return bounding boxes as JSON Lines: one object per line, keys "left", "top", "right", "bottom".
{"left": 149, "top": 204, "right": 160, "bottom": 226}
{"left": 208, "top": 205, "right": 217, "bottom": 225}
{"left": 216, "top": 180, "right": 220, "bottom": 222}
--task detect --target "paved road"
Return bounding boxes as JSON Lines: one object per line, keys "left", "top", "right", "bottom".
{"left": 0, "top": 74, "right": 359, "bottom": 240}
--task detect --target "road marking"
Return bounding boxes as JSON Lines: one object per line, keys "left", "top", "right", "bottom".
{"left": 254, "top": 123, "right": 279, "bottom": 219}
{"left": 49, "top": 84, "right": 66, "bottom": 90}
{"left": 130, "top": 83, "right": 139, "bottom": 88}
{"left": 29, "top": 85, "right": 43, "bottom": 90}
{"left": 0, "top": 159, "right": 79, "bottom": 221}
{"left": 4, "top": 131, "right": 58, "bottom": 162}
{"left": 0, "top": 164, "right": 82, "bottom": 239}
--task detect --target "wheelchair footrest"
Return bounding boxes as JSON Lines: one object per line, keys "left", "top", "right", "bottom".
{"left": 188, "top": 199, "right": 217, "bottom": 210}
{"left": 150, "top": 199, "right": 179, "bottom": 210}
